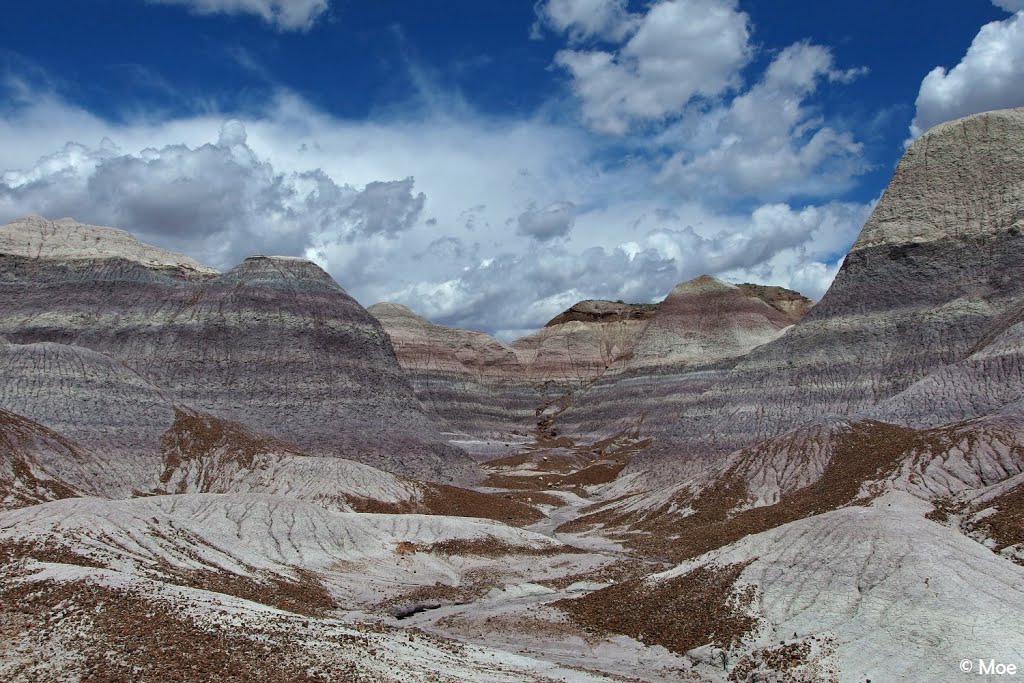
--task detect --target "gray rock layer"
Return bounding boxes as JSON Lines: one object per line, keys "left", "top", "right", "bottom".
{"left": 560, "top": 108, "right": 1024, "bottom": 484}
{"left": 372, "top": 281, "right": 812, "bottom": 445}
{"left": 368, "top": 303, "right": 539, "bottom": 441}
{"left": 0, "top": 218, "right": 476, "bottom": 483}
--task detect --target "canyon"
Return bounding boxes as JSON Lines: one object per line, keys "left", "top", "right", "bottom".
{"left": 1, "top": 107, "right": 1023, "bottom": 682}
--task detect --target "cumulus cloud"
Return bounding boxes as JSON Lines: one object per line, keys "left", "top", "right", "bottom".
{"left": 339, "top": 179, "right": 425, "bottom": 238}
{"left": 0, "top": 120, "right": 425, "bottom": 268}
{"left": 992, "top": 1, "right": 1024, "bottom": 11}
{"left": 533, "top": 0, "right": 636, "bottom": 42}
{"left": 548, "top": 0, "right": 752, "bottom": 134}
{"left": 538, "top": 0, "right": 867, "bottom": 201}
{"left": 146, "top": 0, "right": 329, "bottom": 31}
{"left": 516, "top": 201, "right": 576, "bottom": 241}
{"left": 388, "top": 200, "right": 871, "bottom": 338}
{"left": 0, "top": 74, "right": 871, "bottom": 339}
{"left": 657, "top": 42, "right": 868, "bottom": 199}
{"left": 910, "top": 11, "right": 1024, "bottom": 137}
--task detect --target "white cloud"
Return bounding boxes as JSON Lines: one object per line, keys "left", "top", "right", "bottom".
{"left": 992, "top": 1, "right": 1024, "bottom": 12}
{"left": 549, "top": 0, "right": 752, "bottom": 134}
{"left": 533, "top": 0, "right": 636, "bottom": 42}
{"left": 386, "top": 200, "right": 871, "bottom": 337}
{"left": 516, "top": 201, "right": 576, "bottom": 241}
{"left": 0, "top": 120, "right": 425, "bottom": 268}
{"left": 657, "top": 42, "right": 868, "bottom": 199}
{"left": 0, "top": 74, "right": 870, "bottom": 338}
{"left": 540, "top": 1, "right": 867, "bottom": 201}
{"left": 146, "top": 0, "right": 329, "bottom": 31}
{"left": 910, "top": 11, "right": 1024, "bottom": 137}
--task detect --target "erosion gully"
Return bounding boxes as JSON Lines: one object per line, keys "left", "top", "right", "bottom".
{"left": 382, "top": 391, "right": 696, "bottom": 683}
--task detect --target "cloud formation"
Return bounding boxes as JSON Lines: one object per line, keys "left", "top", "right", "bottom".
{"left": 910, "top": 11, "right": 1024, "bottom": 137}
{"left": 537, "top": 0, "right": 867, "bottom": 201}
{"left": 387, "top": 200, "right": 871, "bottom": 338}
{"left": 547, "top": 0, "right": 752, "bottom": 134}
{"left": 516, "top": 201, "right": 576, "bottom": 241}
{"left": 657, "top": 42, "right": 868, "bottom": 200}
{"left": 146, "top": 0, "right": 329, "bottom": 31}
{"left": 533, "top": 0, "right": 636, "bottom": 42}
{"left": 992, "top": 1, "right": 1024, "bottom": 12}
{"left": 0, "top": 120, "right": 425, "bottom": 268}
{"left": 0, "top": 2, "right": 879, "bottom": 342}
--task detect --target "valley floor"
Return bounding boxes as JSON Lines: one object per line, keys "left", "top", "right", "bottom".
{"left": 3, "top": 410, "right": 1022, "bottom": 683}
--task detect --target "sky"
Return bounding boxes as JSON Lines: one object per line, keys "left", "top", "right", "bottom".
{"left": 1, "top": 1, "right": 1023, "bottom": 339}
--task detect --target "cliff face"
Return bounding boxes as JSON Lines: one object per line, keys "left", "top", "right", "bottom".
{"left": 0, "top": 217, "right": 476, "bottom": 484}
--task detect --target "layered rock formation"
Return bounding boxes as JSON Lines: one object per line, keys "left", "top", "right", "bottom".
{"left": 558, "top": 107, "right": 1024, "bottom": 484}
{"left": 373, "top": 281, "right": 813, "bottom": 446}
{"left": 366, "top": 303, "right": 535, "bottom": 440}
{"left": 734, "top": 283, "right": 815, "bottom": 322}
{"left": 511, "top": 300, "right": 657, "bottom": 383}
{"left": 0, "top": 216, "right": 475, "bottom": 483}
{"left": 0, "top": 335, "right": 434, "bottom": 512}
{"left": 627, "top": 276, "right": 802, "bottom": 369}
{"left": 0, "top": 339, "right": 174, "bottom": 493}
{"left": 0, "top": 216, "right": 218, "bottom": 274}
{"left": 0, "top": 407, "right": 121, "bottom": 510}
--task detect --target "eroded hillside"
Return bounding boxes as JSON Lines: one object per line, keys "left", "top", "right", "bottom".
{"left": 2, "top": 107, "right": 1023, "bottom": 683}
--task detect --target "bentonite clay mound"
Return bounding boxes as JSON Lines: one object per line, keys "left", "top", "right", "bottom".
{"left": 556, "top": 107, "right": 1024, "bottom": 486}
{"left": 0, "top": 217, "right": 476, "bottom": 483}
{"left": 367, "top": 302, "right": 539, "bottom": 440}
{"left": 372, "top": 282, "right": 813, "bottom": 445}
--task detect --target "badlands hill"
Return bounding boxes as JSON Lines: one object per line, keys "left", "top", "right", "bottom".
{"left": 371, "top": 277, "right": 813, "bottom": 449}
{"left": 0, "top": 216, "right": 474, "bottom": 484}
{"left": 1, "top": 107, "right": 1023, "bottom": 683}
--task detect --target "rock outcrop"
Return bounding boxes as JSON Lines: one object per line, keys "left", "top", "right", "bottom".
{"left": 734, "top": 283, "right": 814, "bottom": 323}
{"left": 511, "top": 301, "right": 654, "bottom": 384}
{"left": 373, "top": 282, "right": 813, "bottom": 446}
{"left": 367, "top": 303, "right": 537, "bottom": 441}
{"left": 0, "top": 407, "right": 120, "bottom": 510}
{"left": 0, "top": 215, "right": 218, "bottom": 275}
{"left": 0, "top": 340, "right": 174, "bottom": 494}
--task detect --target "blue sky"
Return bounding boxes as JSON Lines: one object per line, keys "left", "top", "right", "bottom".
{"left": 2, "top": 0, "right": 1023, "bottom": 338}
